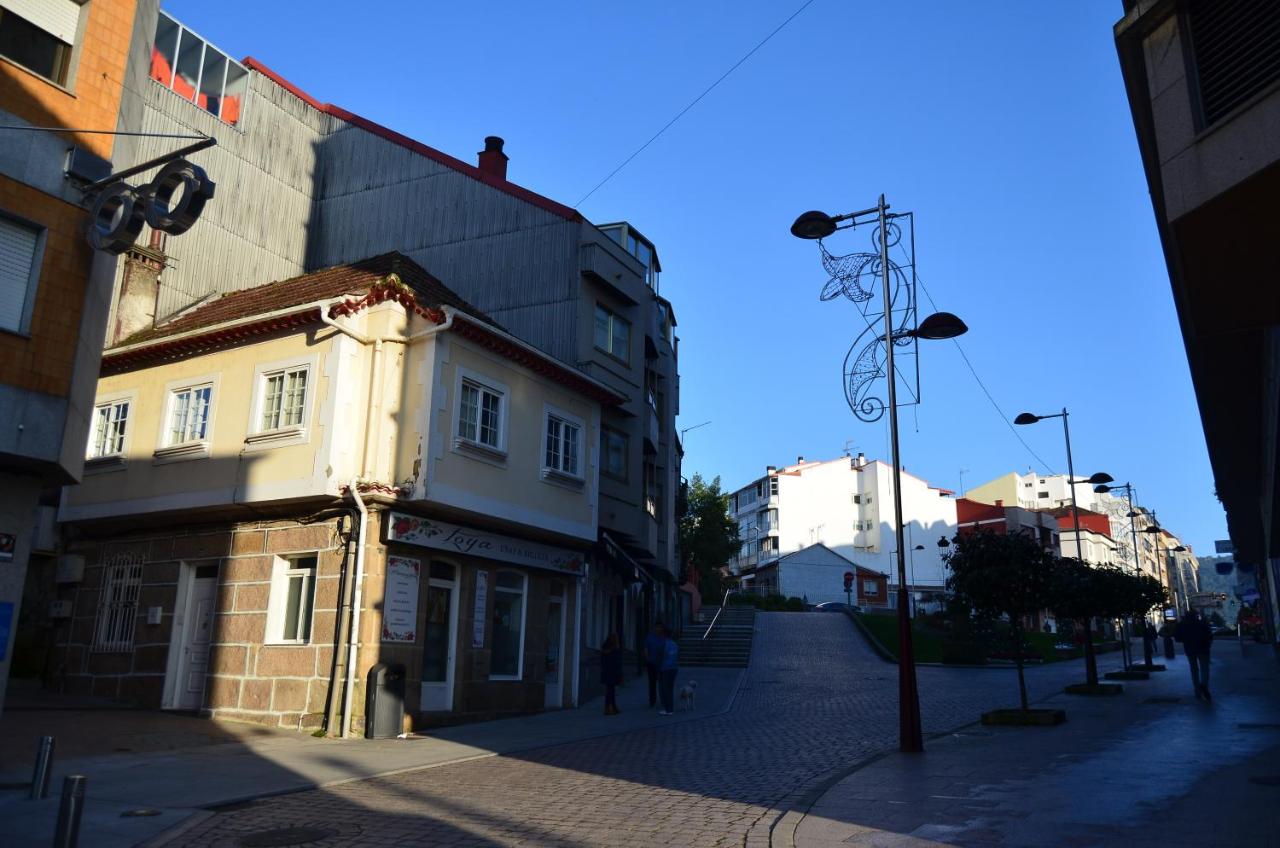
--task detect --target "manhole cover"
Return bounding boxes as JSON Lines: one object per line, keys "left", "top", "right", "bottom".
{"left": 1249, "top": 776, "right": 1280, "bottom": 787}
{"left": 1239, "top": 723, "right": 1280, "bottom": 730}
{"left": 1143, "top": 696, "right": 1182, "bottom": 704}
{"left": 121, "top": 809, "right": 161, "bottom": 817}
{"left": 239, "top": 827, "right": 337, "bottom": 847}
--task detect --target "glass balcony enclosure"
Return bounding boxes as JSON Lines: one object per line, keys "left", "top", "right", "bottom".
{"left": 150, "top": 11, "right": 248, "bottom": 126}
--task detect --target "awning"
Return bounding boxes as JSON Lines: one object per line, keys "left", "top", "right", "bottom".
{"left": 600, "top": 531, "right": 663, "bottom": 584}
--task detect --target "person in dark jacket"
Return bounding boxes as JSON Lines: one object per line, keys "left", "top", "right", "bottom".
{"left": 643, "top": 623, "right": 667, "bottom": 708}
{"left": 1174, "top": 610, "right": 1214, "bottom": 700}
{"left": 601, "top": 633, "right": 623, "bottom": 715}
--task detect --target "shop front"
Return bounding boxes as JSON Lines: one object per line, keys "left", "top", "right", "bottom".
{"left": 381, "top": 511, "right": 586, "bottom": 727}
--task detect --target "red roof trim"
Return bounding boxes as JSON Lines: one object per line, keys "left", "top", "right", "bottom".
{"left": 449, "top": 314, "right": 624, "bottom": 406}
{"left": 242, "top": 58, "right": 582, "bottom": 224}
{"left": 101, "top": 309, "right": 320, "bottom": 375}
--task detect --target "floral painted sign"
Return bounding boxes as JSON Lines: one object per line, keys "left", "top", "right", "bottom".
{"left": 382, "top": 556, "right": 420, "bottom": 642}
{"left": 388, "top": 513, "right": 585, "bottom": 575}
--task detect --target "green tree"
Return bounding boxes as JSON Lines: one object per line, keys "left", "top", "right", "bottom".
{"left": 1049, "top": 559, "right": 1121, "bottom": 686}
{"left": 944, "top": 531, "right": 1058, "bottom": 710}
{"left": 678, "top": 474, "right": 739, "bottom": 602}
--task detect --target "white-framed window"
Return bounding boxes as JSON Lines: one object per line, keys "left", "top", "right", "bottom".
{"left": 453, "top": 368, "right": 508, "bottom": 460}
{"left": 594, "top": 303, "right": 630, "bottom": 363}
{"left": 93, "top": 553, "right": 143, "bottom": 651}
{"left": 0, "top": 213, "right": 45, "bottom": 334}
{"left": 0, "top": 2, "right": 82, "bottom": 87}
{"left": 543, "top": 407, "right": 583, "bottom": 481}
{"left": 246, "top": 356, "right": 314, "bottom": 448}
{"left": 88, "top": 397, "right": 131, "bottom": 460}
{"left": 490, "top": 571, "right": 526, "bottom": 679}
{"left": 862, "top": 579, "right": 880, "bottom": 596}
{"left": 266, "top": 554, "right": 316, "bottom": 645}
{"left": 601, "top": 426, "right": 628, "bottom": 481}
{"left": 155, "top": 375, "right": 218, "bottom": 462}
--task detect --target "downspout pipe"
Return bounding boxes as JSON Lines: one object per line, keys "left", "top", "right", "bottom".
{"left": 572, "top": 560, "right": 588, "bottom": 708}
{"left": 342, "top": 481, "right": 368, "bottom": 739}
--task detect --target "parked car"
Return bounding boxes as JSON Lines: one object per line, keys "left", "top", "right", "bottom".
{"left": 814, "top": 601, "right": 861, "bottom": 613}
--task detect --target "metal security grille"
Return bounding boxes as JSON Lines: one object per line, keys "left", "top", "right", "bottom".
{"left": 1188, "top": 0, "right": 1280, "bottom": 127}
{"left": 93, "top": 554, "right": 143, "bottom": 651}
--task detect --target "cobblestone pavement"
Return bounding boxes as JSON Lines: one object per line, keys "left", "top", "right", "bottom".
{"left": 176, "top": 614, "right": 1109, "bottom": 848}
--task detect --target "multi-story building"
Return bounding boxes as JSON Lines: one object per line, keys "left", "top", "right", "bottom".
{"left": 1115, "top": 0, "right": 1280, "bottom": 642}
{"left": 0, "top": 0, "right": 139, "bottom": 712}
{"left": 729, "top": 454, "right": 957, "bottom": 608}
{"left": 1042, "top": 506, "right": 1119, "bottom": 566}
{"left": 57, "top": 255, "right": 619, "bottom": 732}
{"left": 967, "top": 471, "right": 1162, "bottom": 578}
{"left": 20, "top": 2, "right": 682, "bottom": 698}
{"left": 954, "top": 498, "right": 1062, "bottom": 552}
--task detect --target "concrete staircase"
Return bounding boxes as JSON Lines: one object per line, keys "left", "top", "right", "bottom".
{"left": 677, "top": 605, "right": 756, "bottom": 668}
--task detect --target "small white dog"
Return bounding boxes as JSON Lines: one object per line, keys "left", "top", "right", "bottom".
{"left": 677, "top": 680, "right": 698, "bottom": 711}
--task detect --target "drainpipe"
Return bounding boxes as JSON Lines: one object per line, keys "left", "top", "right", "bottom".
{"left": 342, "top": 481, "right": 368, "bottom": 739}
{"left": 572, "top": 560, "right": 588, "bottom": 707}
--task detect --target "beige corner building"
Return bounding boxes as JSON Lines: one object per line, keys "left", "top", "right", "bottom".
{"left": 58, "top": 253, "right": 621, "bottom": 734}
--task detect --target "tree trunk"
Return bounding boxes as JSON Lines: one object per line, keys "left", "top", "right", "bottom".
{"left": 1082, "top": 618, "right": 1098, "bottom": 685}
{"left": 1014, "top": 621, "right": 1029, "bottom": 711}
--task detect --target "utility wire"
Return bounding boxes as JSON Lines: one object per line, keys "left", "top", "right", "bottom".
{"left": 574, "top": 0, "right": 818, "bottom": 207}
{"left": 913, "top": 269, "right": 1057, "bottom": 474}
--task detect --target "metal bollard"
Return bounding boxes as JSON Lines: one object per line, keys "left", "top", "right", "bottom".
{"left": 30, "top": 736, "right": 55, "bottom": 800}
{"left": 52, "top": 775, "right": 86, "bottom": 848}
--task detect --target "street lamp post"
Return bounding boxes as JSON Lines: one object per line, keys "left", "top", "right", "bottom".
{"left": 1014, "top": 409, "right": 1112, "bottom": 684}
{"left": 1143, "top": 523, "right": 1187, "bottom": 614}
{"left": 791, "top": 196, "right": 968, "bottom": 754}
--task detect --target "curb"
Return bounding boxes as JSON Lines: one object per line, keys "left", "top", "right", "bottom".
{"left": 763, "top": 668, "right": 1125, "bottom": 847}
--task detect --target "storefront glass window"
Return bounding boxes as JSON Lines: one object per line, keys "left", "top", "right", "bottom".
{"left": 490, "top": 571, "right": 526, "bottom": 678}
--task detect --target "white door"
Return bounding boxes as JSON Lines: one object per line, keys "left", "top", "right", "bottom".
{"left": 420, "top": 561, "right": 458, "bottom": 712}
{"left": 544, "top": 588, "right": 565, "bottom": 709}
{"left": 175, "top": 575, "right": 216, "bottom": 711}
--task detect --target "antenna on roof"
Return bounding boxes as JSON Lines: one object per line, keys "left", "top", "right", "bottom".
{"left": 843, "top": 439, "right": 857, "bottom": 457}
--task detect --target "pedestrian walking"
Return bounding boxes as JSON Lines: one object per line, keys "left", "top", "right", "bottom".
{"left": 658, "top": 629, "right": 679, "bottom": 716}
{"left": 1174, "top": 610, "right": 1214, "bottom": 701}
{"left": 643, "top": 623, "right": 666, "bottom": 709}
{"left": 601, "top": 633, "right": 623, "bottom": 715}
{"left": 1142, "top": 620, "right": 1157, "bottom": 666}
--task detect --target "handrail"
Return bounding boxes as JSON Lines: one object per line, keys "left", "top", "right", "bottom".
{"left": 702, "top": 590, "right": 741, "bottom": 640}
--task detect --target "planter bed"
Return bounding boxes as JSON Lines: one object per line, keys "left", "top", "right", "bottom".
{"left": 1064, "top": 682, "right": 1124, "bottom": 696}
{"left": 981, "top": 708, "right": 1067, "bottom": 727}
{"left": 1105, "top": 670, "right": 1150, "bottom": 680}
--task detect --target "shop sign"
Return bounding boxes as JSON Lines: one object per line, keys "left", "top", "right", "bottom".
{"left": 388, "top": 512, "right": 584, "bottom": 575}
{"left": 473, "top": 569, "right": 488, "bottom": 648}
{"left": 382, "top": 557, "right": 420, "bottom": 642}
{"left": 87, "top": 159, "right": 215, "bottom": 255}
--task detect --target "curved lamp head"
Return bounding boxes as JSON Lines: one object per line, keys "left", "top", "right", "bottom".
{"left": 1173, "top": 545, "right": 1187, "bottom": 552}
{"left": 1087, "top": 472, "right": 1114, "bottom": 485}
{"left": 1094, "top": 484, "right": 1112, "bottom": 493}
{"left": 915, "top": 311, "right": 968, "bottom": 341}
{"left": 1141, "top": 525, "right": 1161, "bottom": 534}
{"left": 937, "top": 536, "right": 951, "bottom": 548}
{"left": 790, "top": 210, "right": 838, "bottom": 240}
{"left": 913, "top": 545, "right": 925, "bottom": 551}
{"left": 1014, "top": 412, "right": 1040, "bottom": 425}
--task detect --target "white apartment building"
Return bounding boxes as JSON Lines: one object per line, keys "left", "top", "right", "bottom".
{"left": 728, "top": 454, "right": 958, "bottom": 601}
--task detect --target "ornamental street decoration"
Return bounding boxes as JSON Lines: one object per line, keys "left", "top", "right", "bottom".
{"left": 87, "top": 158, "right": 215, "bottom": 254}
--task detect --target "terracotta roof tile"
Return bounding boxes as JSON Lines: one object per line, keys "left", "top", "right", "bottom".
{"left": 116, "top": 252, "right": 492, "bottom": 347}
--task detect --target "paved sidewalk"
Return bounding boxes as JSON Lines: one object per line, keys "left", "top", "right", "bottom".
{"left": 0, "top": 667, "right": 742, "bottom": 847}
{"left": 786, "top": 644, "right": 1280, "bottom": 848}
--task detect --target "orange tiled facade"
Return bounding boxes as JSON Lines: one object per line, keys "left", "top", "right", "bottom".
{"left": 0, "top": 0, "right": 137, "bottom": 160}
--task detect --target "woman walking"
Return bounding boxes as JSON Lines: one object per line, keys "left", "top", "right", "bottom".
{"left": 658, "top": 629, "right": 679, "bottom": 716}
{"left": 601, "top": 633, "right": 623, "bottom": 715}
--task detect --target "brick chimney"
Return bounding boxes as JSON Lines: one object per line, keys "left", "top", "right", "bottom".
{"left": 111, "top": 229, "right": 167, "bottom": 345}
{"left": 477, "top": 136, "right": 508, "bottom": 180}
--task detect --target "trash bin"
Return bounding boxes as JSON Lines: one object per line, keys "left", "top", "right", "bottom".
{"left": 365, "top": 662, "right": 405, "bottom": 739}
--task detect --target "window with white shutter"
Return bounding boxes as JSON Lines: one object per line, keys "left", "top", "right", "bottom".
{"left": 0, "top": 215, "right": 42, "bottom": 334}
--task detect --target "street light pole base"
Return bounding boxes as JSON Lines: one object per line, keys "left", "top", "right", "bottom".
{"left": 897, "top": 586, "right": 924, "bottom": 753}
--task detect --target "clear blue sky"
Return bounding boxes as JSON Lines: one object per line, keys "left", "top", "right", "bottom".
{"left": 165, "top": 0, "right": 1226, "bottom": 553}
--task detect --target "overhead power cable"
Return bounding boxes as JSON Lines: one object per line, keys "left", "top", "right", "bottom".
{"left": 574, "top": 0, "right": 818, "bottom": 207}
{"left": 914, "top": 272, "right": 1057, "bottom": 475}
